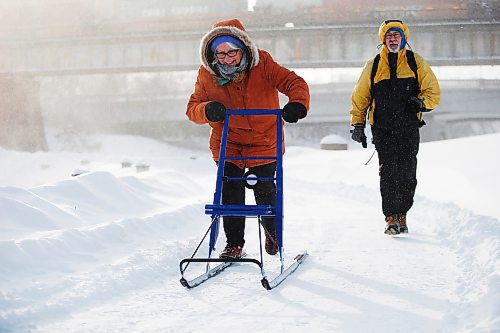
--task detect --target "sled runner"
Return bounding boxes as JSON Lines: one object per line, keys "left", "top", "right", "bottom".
{"left": 179, "top": 109, "right": 307, "bottom": 290}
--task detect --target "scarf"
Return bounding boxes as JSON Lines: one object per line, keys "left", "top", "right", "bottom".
{"left": 214, "top": 51, "right": 249, "bottom": 86}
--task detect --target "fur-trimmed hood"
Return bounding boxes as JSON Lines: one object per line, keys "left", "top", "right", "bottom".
{"left": 199, "top": 18, "right": 259, "bottom": 75}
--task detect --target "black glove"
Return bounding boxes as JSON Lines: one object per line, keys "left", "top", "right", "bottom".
{"left": 350, "top": 125, "right": 367, "bottom": 148}
{"left": 205, "top": 102, "right": 226, "bottom": 122}
{"left": 406, "top": 96, "right": 426, "bottom": 113}
{"left": 282, "top": 102, "right": 307, "bottom": 123}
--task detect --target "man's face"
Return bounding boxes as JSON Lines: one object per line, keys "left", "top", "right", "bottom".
{"left": 214, "top": 42, "right": 242, "bottom": 67}
{"left": 385, "top": 30, "right": 402, "bottom": 53}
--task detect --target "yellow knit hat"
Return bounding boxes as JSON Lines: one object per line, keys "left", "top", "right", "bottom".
{"left": 378, "top": 20, "right": 409, "bottom": 45}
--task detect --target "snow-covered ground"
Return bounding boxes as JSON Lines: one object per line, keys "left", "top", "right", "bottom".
{"left": 0, "top": 132, "right": 499, "bottom": 333}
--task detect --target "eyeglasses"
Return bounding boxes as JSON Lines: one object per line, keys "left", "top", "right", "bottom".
{"left": 385, "top": 32, "right": 402, "bottom": 40}
{"left": 214, "top": 49, "right": 240, "bottom": 60}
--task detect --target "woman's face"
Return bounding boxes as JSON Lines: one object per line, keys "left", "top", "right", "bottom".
{"left": 214, "top": 42, "right": 243, "bottom": 66}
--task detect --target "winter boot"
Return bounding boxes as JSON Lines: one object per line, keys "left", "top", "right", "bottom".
{"left": 219, "top": 244, "right": 243, "bottom": 259}
{"left": 399, "top": 214, "right": 408, "bottom": 233}
{"left": 265, "top": 230, "right": 278, "bottom": 255}
{"left": 384, "top": 214, "right": 400, "bottom": 235}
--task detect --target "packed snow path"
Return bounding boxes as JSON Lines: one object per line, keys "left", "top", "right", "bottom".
{"left": 0, "top": 134, "right": 498, "bottom": 333}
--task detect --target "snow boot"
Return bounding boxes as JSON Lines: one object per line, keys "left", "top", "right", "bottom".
{"left": 399, "top": 214, "right": 408, "bottom": 233}
{"left": 219, "top": 244, "right": 243, "bottom": 259}
{"left": 265, "top": 230, "right": 278, "bottom": 255}
{"left": 384, "top": 215, "right": 400, "bottom": 235}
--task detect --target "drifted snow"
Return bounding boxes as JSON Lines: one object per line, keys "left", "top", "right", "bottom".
{"left": 0, "top": 133, "right": 499, "bottom": 333}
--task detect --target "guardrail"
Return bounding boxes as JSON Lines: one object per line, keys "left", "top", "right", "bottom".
{"left": 1, "top": 21, "right": 498, "bottom": 76}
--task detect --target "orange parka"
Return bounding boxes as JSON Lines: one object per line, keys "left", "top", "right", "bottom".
{"left": 186, "top": 19, "right": 310, "bottom": 168}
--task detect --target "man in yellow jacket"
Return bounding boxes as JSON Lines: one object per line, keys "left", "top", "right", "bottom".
{"left": 349, "top": 20, "right": 440, "bottom": 235}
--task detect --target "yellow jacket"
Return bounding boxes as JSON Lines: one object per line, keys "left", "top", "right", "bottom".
{"left": 350, "top": 20, "right": 440, "bottom": 127}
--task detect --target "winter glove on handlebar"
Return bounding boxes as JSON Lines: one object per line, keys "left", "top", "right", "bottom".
{"left": 350, "top": 125, "right": 367, "bottom": 148}
{"left": 406, "top": 96, "right": 428, "bottom": 113}
{"left": 282, "top": 102, "right": 307, "bottom": 123}
{"left": 205, "top": 102, "right": 226, "bottom": 122}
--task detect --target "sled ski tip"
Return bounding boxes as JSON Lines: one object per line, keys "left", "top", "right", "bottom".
{"left": 261, "top": 277, "right": 271, "bottom": 290}
{"left": 179, "top": 278, "right": 190, "bottom": 288}
{"left": 294, "top": 251, "right": 308, "bottom": 262}
{"left": 261, "top": 250, "right": 308, "bottom": 290}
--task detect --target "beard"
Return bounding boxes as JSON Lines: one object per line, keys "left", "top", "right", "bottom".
{"left": 387, "top": 42, "right": 400, "bottom": 53}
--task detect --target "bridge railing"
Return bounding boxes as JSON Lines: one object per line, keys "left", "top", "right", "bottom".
{"left": 1, "top": 22, "right": 499, "bottom": 76}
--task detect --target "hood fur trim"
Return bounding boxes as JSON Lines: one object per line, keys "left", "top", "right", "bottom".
{"left": 199, "top": 19, "right": 259, "bottom": 75}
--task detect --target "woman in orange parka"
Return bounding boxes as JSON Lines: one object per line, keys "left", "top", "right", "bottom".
{"left": 186, "top": 18, "right": 310, "bottom": 259}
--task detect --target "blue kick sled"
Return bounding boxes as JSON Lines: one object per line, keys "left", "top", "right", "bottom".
{"left": 179, "top": 109, "right": 308, "bottom": 290}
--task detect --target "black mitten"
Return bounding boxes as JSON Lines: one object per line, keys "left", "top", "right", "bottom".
{"left": 205, "top": 102, "right": 226, "bottom": 122}
{"left": 282, "top": 102, "right": 307, "bottom": 123}
{"left": 406, "top": 96, "right": 426, "bottom": 113}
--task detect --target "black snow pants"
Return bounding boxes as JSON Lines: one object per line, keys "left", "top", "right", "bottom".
{"left": 221, "top": 161, "right": 276, "bottom": 247}
{"left": 372, "top": 126, "right": 419, "bottom": 217}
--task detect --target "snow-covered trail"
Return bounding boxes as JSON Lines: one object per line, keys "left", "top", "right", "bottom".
{"left": 1, "top": 134, "right": 499, "bottom": 333}
{"left": 32, "top": 181, "right": 478, "bottom": 333}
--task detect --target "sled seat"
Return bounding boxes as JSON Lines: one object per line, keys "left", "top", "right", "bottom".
{"left": 205, "top": 204, "right": 274, "bottom": 217}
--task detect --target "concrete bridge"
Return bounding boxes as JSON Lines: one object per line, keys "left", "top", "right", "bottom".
{"left": 1, "top": 21, "right": 499, "bottom": 76}
{"left": 1, "top": 19, "right": 499, "bottom": 152}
